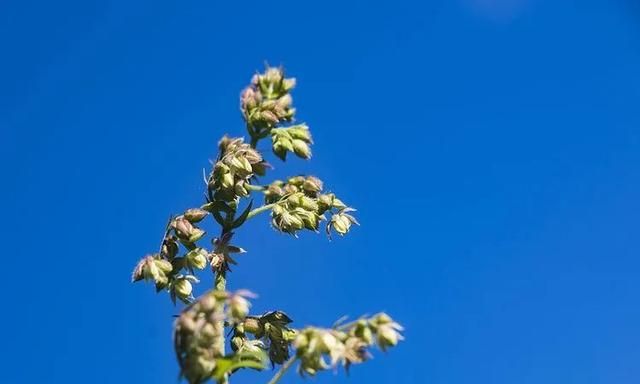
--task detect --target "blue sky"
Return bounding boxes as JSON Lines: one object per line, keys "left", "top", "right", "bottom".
{"left": 2, "top": 0, "right": 640, "bottom": 383}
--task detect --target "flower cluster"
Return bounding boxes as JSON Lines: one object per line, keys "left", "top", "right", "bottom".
{"left": 232, "top": 311, "right": 297, "bottom": 366}
{"left": 265, "top": 175, "right": 358, "bottom": 237}
{"left": 133, "top": 66, "right": 403, "bottom": 384}
{"left": 293, "top": 313, "right": 404, "bottom": 376}
{"left": 271, "top": 124, "right": 313, "bottom": 160}
{"left": 241, "top": 66, "right": 296, "bottom": 140}
{"left": 208, "top": 136, "right": 267, "bottom": 201}
{"left": 131, "top": 208, "right": 212, "bottom": 303}
{"left": 174, "top": 290, "right": 257, "bottom": 384}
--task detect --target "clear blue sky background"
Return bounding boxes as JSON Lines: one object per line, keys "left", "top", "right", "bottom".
{"left": 1, "top": 0, "right": 639, "bottom": 383}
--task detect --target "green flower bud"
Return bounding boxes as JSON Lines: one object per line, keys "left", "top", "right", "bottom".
{"left": 276, "top": 93, "right": 292, "bottom": 109}
{"left": 174, "top": 278, "right": 193, "bottom": 300}
{"left": 287, "top": 124, "right": 312, "bottom": 142}
{"left": 287, "top": 176, "right": 305, "bottom": 186}
{"left": 272, "top": 136, "right": 294, "bottom": 160}
{"left": 229, "top": 155, "right": 253, "bottom": 177}
{"left": 185, "top": 248, "right": 208, "bottom": 270}
{"left": 351, "top": 320, "right": 374, "bottom": 345}
{"left": 188, "top": 227, "right": 206, "bottom": 243}
{"left": 376, "top": 323, "right": 404, "bottom": 351}
{"left": 154, "top": 258, "right": 173, "bottom": 274}
{"left": 132, "top": 255, "right": 172, "bottom": 285}
{"left": 332, "top": 198, "right": 347, "bottom": 210}
{"left": 292, "top": 139, "right": 312, "bottom": 159}
{"left": 184, "top": 208, "right": 208, "bottom": 223}
{"left": 317, "top": 193, "right": 335, "bottom": 212}
{"left": 234, "top": 180, "right": 249, "bottom": 197}
{"left": 327, "top": 209, "right": 359, "bottom": 237}
{"left": 221, "top": 172, "right": 234, "bottom": 189}
{"left": 293, "top": 208, "right": 321, "bottom": 231}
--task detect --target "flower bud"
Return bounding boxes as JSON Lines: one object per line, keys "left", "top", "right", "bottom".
{"left": 240, "top": 87, "right": 259, "bottom": 112}
{"left": 294, "top": 208, "right": 321, "bottom": 231}
{"left": 161, "top": 237, "right": 179, "bottom": 259}
{"left": 272, "top": 136, "right": 294, "bottom": 160}
{"left": 287, "top": 124, "right": 312, "bottom": 142}
{"left": 229, "top": 155, "right": 253, "bottom": 177}
{"left": 283, "top": 184, "right": 299, "bottom": 194}
{"left": 172, "top": 217, "right": 205, "bottom": 242}
{"left": 276, "top": 93, "right": 292, "bottom": 109}
{"left": 303, "top": 176, "right": 323, "bottom": 194}
{"left": 229, "top": 294, "right": 251, "bottom": 321}
{"left": 317, "top": 193, "right": 335, "bottom": 212}
{"left": 234, "top": 180, "right": 249, "bottom": 197}
{"left": 221, "top": 171, "right": 234, "bottom": 189}
{"left": 188, "top": 227, "right": 206, "bottom": 243}
{"left": 292, "top": 139, "right": 312, "bottom": 159}
{"left": 185, "top": 248, "right": 208, "bottom": 270}
{"left": 327, "top": 209, "right": 359, "bottom": 236}
{"left": 332, "top": 198, "right": 347, "bottom": 210}
{"left": 376, "top": 323, "right": 403, "bottom": 351}
{"left": 184, "top": 208, "right": 208, "bottom": 223}
{"left": 265, "top": 182, "right": 285, "bottom": 203}
{"left": 174, "top": 278, "right": 193, "bottom": 300}
{"left": 282, "top": 77, "right": 296, "bottom": 91}
{"left": 352, "top": 320, "right": 374, "bottom": 345}
{"left": 259, "top": 110, "right": 279, "bottom": 125}
{"left": 333, "top": 215, "right": 351, "bottom": 234}
{"left": 287, "top": 176, "right": 305, "bottom": 186}
{"left": 154, "top": 258, "right": 173, "bottom": 274}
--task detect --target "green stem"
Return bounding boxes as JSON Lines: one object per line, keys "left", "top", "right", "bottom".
{"left": 246, "top": 203, "right": 276, "bottom": 220}
{"left": 246, "top": 184, "right": 266, "bottom": 192}
{"left": 214, "top": 270, "right": 228, "bottom": 384}
{"left": 266, "top": 356, "right": 297, "bottom": 384}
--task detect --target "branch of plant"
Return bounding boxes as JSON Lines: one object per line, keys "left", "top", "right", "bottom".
{"left": 266, "top": 356, "right": 297, "bottom": 384}
{"left": 246, "top": 203, "right": 276, "bottom": 220}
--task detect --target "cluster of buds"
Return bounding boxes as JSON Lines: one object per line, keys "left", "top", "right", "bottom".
{"left": 208, "top": 136, "right": 267, "bottom": 201}
{"left": 132, "top": 208, "right": 211, "bottom": 303}
{"left": 265, "top": 175, "right": 358, "bottom": 237}
{"left": 241, "top": 66, "right": 296, "bottom": 139}
{"left": 293, "top": 313, "right": 403, "bottom": 376}
{"left": 174, "top": 290, "right": 256, "bottom": 384}
{"left": 232, "top": 311, "right": 297, "bottom": 366}
{"left": 271, "top": 124, "right": 313, "bottom": 160}
{"left": 131, "top": 255, "right": 173, "bottom": 286}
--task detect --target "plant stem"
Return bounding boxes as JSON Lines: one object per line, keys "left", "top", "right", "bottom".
{"left": 214, "top": 269, "right": 228, "bottom": 384}
{"left": 246, "top": 184, "right": 266, "bottom": 192}
{"left": 266, "top": 356, "right": 297, "bottom": 384}
{"left": 246, "top": 203, "right": 276, "bottom": 220}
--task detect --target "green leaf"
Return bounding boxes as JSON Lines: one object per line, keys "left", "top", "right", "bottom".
{"left": 232, "top": 200, "right": 253, "bottom": 229}
{"left": 211, "top": 349, "right": 268, "bottom": 380}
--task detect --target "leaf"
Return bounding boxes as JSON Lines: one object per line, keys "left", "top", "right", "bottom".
{"left": 211, "top": 349, "right": 268, "bottom": 380}
{"left": 212, "top": 211, "right": 226, "bottom": 227}
{"left": 232, "top": 200, "right": 253, "bottom": 229}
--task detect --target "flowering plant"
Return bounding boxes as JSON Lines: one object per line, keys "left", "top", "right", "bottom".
{"left": 132, "top": 66, "right": 403, "bottom": 383}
